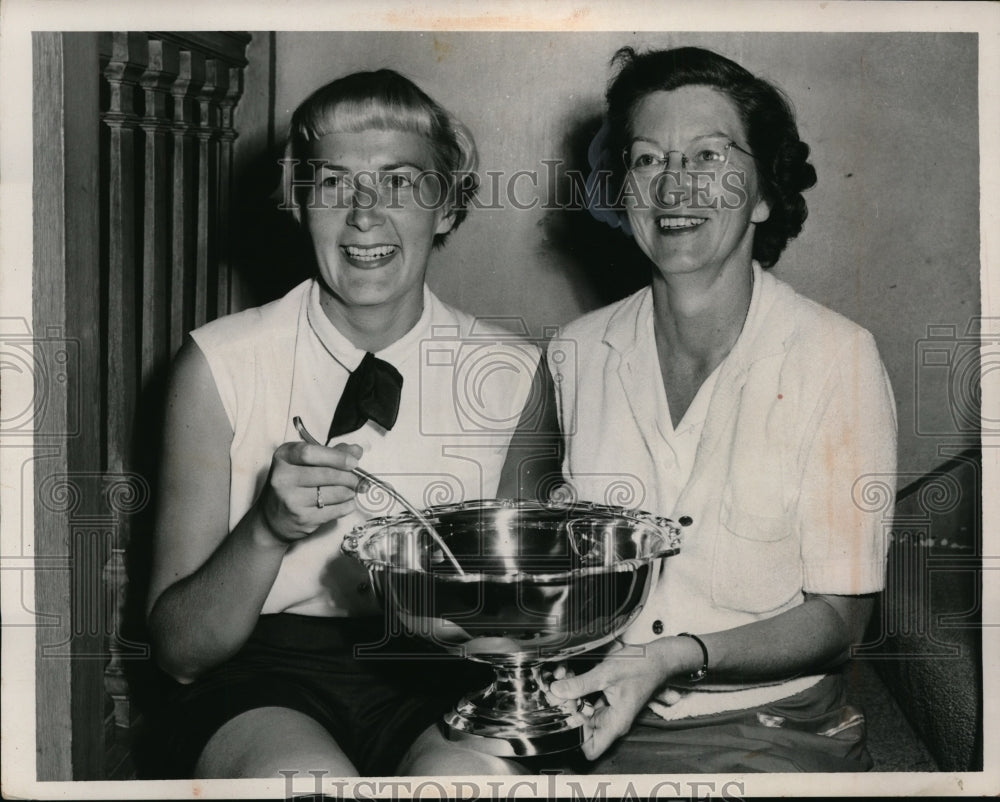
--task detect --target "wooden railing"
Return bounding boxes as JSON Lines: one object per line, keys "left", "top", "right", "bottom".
{"left": 32, "top": 31, "right": 250, "bottom": 781}
{"left": 99, "top": 31, "right": 250, "bottom": 779}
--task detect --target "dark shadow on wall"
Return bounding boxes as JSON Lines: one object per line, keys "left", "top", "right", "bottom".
{"left": 231, "top": 142, "right": 317, "bottom": 307}
{"left": 540, "top": 111, "right": 650, "bottom": 309}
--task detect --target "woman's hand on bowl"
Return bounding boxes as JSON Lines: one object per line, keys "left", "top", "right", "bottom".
{"left": 257, "top": 441, "right": 364, "bottom": 546}
{"left": 539, "top": 662, "right": 575, "bottom": 697}
{"left": 548, "top": 638, "right": 679, "bottom": 759}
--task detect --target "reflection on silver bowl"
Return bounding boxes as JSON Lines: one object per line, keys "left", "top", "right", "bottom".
{"left": 343, "top": 499, "right": 681, "bottom": 756}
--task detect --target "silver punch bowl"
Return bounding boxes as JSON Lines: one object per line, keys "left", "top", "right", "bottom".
{"left": 342, "top": 499, "right": 681, "bottom": 756}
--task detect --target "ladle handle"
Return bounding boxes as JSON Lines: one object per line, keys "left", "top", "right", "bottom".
{"left": 291, "top": 417, "right": 465, "bottom": 576}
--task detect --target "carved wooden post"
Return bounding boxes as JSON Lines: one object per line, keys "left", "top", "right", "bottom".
{"left": 194, "top": 60, "right": 225, "bottom": 327}
{"left": 100, "top": 473, "right": 152, "bottom": 759}
{"left": 217, "top": 66, "right": 244, "bottom": 318}
{"left": 102, "top": 32, "right": 146, "bottom": 481}
{"left": 169, "top": 50, "right": 204, "bottom": 355}
{"left": 100, "top": 33, "right": 148, "bottom": 777}
{"left": 139, "top": 39, "right": 179, "bottom": 386}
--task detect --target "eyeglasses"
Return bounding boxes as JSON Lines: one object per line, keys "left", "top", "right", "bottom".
{"left": 622, "top": 137, "right": 755, "bottom": 177}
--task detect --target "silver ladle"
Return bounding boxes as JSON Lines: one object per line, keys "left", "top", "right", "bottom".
{"left": 292, "top": 416, "right": 465, "bottom": 576}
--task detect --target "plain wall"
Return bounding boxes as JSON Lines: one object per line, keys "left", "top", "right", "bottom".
{"left": 234, "top": 31, "right": 980, "bottom": 482}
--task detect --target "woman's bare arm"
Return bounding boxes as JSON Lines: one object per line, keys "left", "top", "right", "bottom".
{"left": 147, "top": 338, "right": 360, "bottom": 683}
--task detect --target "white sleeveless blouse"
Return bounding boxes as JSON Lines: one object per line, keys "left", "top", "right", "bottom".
{"left": 191, "top": 280, "right": 539, "bottom": 616}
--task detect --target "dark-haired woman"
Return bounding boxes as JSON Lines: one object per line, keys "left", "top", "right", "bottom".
{"left": 546, "top": 46, "right": 898, "bottom": 772}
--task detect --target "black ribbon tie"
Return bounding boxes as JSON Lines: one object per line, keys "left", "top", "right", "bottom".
{"left": 327, "top": 352, "right": 403, "bottom": 439}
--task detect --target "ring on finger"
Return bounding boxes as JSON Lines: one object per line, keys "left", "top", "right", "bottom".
{"left": 316, "top": 485, "right": 325, "bottom": 509}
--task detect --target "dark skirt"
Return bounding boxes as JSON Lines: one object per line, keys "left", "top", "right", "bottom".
{"left": 155, "top": 613, "right": 491, "bottom": 777}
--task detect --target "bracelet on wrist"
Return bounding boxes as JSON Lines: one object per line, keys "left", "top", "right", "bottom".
{"left": 677, "top": 632, "right": 709, "bottom": 683}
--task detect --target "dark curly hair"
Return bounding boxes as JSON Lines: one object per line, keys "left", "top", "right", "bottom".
{"left": 605, "top": 46, "right": 817, "bottom": 268}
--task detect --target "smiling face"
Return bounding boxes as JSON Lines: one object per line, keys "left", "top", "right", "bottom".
{"left": 301, "top": 128, "right": 454, "bottom": 327}
{"left": 623, "top": 86, "right": 770, "bottom": 282}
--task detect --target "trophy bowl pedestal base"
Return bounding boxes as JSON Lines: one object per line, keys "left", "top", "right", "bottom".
{"left": 442, "top": 663, "right": 588, "bottom": 757}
